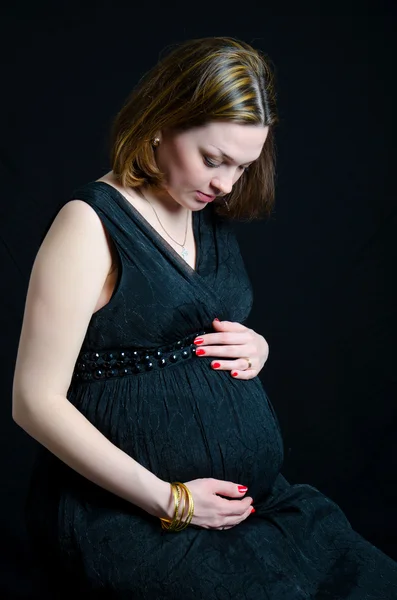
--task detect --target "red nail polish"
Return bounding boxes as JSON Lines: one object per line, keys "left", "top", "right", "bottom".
{"left": 194, "top": 338, "right": 204, "bottom": 345}
{"left": 238, "top": 485, "right": 248, "bottom": 492}
{"left": 196, "top": 349, "right": 206, "bottom": 356}
{"left": 251, "top": 507, "right": 256, "bottom": 514}
{"left": 212, "top": 362, "right": 221, "bottom": 369}
{"left": 214, "top": 318, "right": 220, "bottom": 321}
{"left": 232, "top": 371, "right": 238, "bottom": 377}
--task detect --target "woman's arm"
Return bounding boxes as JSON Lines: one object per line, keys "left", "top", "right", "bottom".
{"left": 12, "top": 200, "right": 173, "bottom": 518}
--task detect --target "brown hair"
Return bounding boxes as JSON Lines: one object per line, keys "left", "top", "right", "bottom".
{"left": 109, "top": 36, "right": 278, "bottom": 221}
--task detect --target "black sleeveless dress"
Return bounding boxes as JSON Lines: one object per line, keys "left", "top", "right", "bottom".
{"left": 26, "top": 181, "right": 397, "bottom": 599}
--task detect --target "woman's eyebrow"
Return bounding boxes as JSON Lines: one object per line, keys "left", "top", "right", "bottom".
{"left": 211, "top": 147, "right": 255, "bottom": 166}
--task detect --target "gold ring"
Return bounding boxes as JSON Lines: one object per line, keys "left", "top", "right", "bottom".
{"left": 243, "top": 357, "right": 252, "bottom": 369}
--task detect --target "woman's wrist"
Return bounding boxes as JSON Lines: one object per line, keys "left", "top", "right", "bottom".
{"left": 152, "top": 479, "right": 174, "bottom": 520}
{"left": 136, "top": 475, "right": 173, "bottom": 520}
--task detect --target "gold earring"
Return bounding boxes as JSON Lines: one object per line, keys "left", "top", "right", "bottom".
{"left": 152, "top": 137, "right": 160, "bottom": 147}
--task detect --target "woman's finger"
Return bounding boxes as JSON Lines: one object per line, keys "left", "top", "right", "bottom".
{"left": 194, "top": 332, "right": 249, "bottom": 347}
{"left": 212, "top": 319, "right": 250, "bottom": 332}
{"left": 218, "top": 504, "right": 256, "bottom": 530}
{"left": 229, "top": 369, "right": 256, "bottom": 380}
{"left": 217, "top": 496, "right": 253, "bottom": 516}
{"left": 196, "top": 345, "right": 254, "bottom": 358}
{"left": 210, "top": 358, "right": 253, "bottom": 371}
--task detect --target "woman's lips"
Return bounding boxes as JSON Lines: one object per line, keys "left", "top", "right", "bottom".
{"left": 195, "top": 190, "right": 216, "bottom": 202}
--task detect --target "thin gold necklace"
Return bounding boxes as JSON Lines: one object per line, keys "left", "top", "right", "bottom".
{"left": 139, "top": 189, "right": 190, "bottom": 260}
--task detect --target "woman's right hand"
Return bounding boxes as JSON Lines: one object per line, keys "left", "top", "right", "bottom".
{"left": 180, "top": 478, "right": 254, "bottom": 530}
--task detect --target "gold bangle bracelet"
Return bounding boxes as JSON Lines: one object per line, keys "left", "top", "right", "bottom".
{"left": 159, "top": 482, "right": 194, "bottom": 532}
{"left": 172, "top": 484, "right": 189, "bottom": 532}
{"left": 160, "top": 483, "right": 181, "bottom": 531}
{"left": 172, "top": 483, "right": 187, "bottom": 531}
{"left": 176, "top": 482, "right": 194, "bottom": 530}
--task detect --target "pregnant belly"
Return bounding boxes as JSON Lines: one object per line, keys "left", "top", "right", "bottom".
{"left": 74, "top": 361, "right": 284, "bottom": 502}
{"left": 132, "top": 365, "right": 283, "bottom": 501}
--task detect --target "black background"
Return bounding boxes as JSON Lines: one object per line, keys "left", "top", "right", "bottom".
{"left": 1, "top": 4, "right": 396, "bottom": 598}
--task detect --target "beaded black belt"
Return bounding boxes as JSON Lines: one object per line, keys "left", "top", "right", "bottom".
{"left": 72, "top": 330, "right": 207, "bottom": 382}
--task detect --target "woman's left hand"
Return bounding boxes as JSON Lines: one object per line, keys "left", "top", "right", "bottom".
{"left": 193, "top": 319, "right": 269, "bottom": 380}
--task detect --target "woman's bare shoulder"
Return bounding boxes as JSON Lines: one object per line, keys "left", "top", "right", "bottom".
{"left": 12, "top": 199, "right": 115, "bottom": 404}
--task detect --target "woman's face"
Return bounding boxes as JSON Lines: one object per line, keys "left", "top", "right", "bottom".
{"left": 153, "top": 121, "right": 269, "bottom": 210}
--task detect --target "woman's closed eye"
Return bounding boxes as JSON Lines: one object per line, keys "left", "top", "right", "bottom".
{"left": 203, "top": 156, "right": 221, "bottom": 168}
{"left": 203, "top": 156, "right": 249, "bottom": 172}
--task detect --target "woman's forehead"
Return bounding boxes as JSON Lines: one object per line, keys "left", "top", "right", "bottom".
{"left": 190, "top": 122, "right": 269, "bottom": 160}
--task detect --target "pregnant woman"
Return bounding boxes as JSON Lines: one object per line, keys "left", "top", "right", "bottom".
{"left": 12, "top": 36, "right": 397, "bottom": 598}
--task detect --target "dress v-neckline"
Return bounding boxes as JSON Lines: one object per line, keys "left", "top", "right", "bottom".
{"left": 94, "top": 181, "right": 202, "bottom": 276}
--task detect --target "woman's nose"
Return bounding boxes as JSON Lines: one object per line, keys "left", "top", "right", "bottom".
{"left": 212, "top": 174, "right": 234, "bottom": 195}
